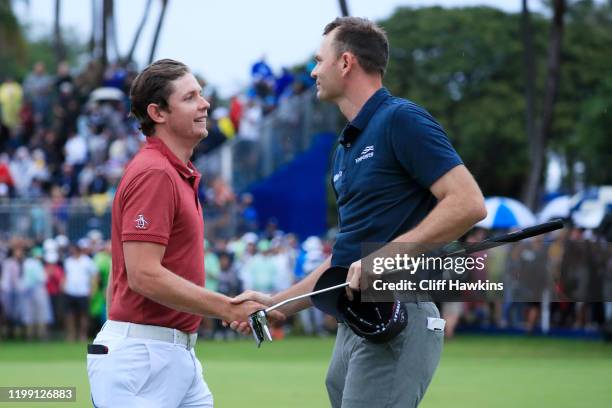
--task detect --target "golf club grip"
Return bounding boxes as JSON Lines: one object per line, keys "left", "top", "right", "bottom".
{"left": 486, "top": 219, "right": 564, "bottom": 244}
{"left": 449, "top": 219, "right": 565, "bottom": 256}
{"left": 390, "top": 219, "right": 565, "bottom": 264}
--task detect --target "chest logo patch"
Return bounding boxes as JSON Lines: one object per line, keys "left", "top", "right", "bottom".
{"left": 135, "top": 214, "right": 149, "bottom": 230}
{"left": 355, "top": 145, "right": 374, "bottom": 163}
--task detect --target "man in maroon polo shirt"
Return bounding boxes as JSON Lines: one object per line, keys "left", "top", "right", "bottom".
{"left": 87, "top": 59, "right": 280, "bottom": 408}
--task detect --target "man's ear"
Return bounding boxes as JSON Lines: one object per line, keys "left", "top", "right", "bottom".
{"left": 339, "top": 52, "right": 356, "bottom": 77}
{"left": 146, "top": 103, "right": 166, "bottom": 125}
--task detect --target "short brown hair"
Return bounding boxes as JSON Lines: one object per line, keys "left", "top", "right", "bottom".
{"left": 129, "top": 59, "right": 190, "bottom": 136}
{"left": 323, "top": 17, "right": 389, "bottom": 77}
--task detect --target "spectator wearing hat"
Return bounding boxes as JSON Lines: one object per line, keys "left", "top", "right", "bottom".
{"left": 0, "top": 76, "right": 23, "bottom": 134}
{"left": 297, "top": 236, "right": 326, "bottom": 336}
{"left": 217, "top": 252, "right": 242, "bottom": 298}
{"left": 0, "top": 153, "right": 15, "bottom": 198}
{"left": 212, "top": 251, "right": 242, "bottom": 340}
{"left": 238, "top": 193, "right": 258, "bottom": 234}
{"left": 64, "top": 131, "right": 88, "bottom": 169}
{"left": 63, "top": 241, "right": 98, "bottom": 341}
{"left": 201, "top": 240, "right": 221, "bottom": 337}
{"left": 23, "top": 62, "right": 53, "bottom": 126}
{"left": 43, "top": 249, "right": 65, "bottom": 334}
{"left": 9, "top": 147, "right": 35, "bottom": 198}
{"left": 241, "top": 239, "right": 277, "bottom": 294}
{"left": 21, "top": 247, "right": 52, "bottom": 340}
{"left": 1, "top": 242, "right": 26, "bottom": 339}
{"left": 204, "top": 240, "right": 221, "bottom": 293}
{"left": 54, "top": 234, "right": 70, "bottom": 260}
{"left": 271, "top": 237, "right": 295, "bottom": 293}
{"left": 232, "top": 232, "right": 258, "bottom": 272}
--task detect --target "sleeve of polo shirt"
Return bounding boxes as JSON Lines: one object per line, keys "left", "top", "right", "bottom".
{"left": 390, "top": 105, "right": 463, "bottom": 188}
{"left": 120, "top": 169, "right": 176, "bottom": 245}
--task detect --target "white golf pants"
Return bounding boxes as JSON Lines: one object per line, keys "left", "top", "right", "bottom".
{"left": 87, "top": 323, "right": 213, "bottom": 407}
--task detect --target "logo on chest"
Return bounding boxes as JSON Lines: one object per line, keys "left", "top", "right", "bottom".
{"left": 355, "top": 145, "right": 374, "bottom": 163}
{"left": 333, "top": 170, "right": 343, "bottom": 184}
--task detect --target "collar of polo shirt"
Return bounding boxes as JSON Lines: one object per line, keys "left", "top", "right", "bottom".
{"left": 339, "top": 87, "right": 390, "bottom": 147}
{"left": 144, "top": 136, "right": 200, "bottom": 182}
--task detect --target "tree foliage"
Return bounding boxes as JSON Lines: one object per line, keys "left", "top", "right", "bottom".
{"left": 380, "top": 2, "right": 612, "bottom": 197}
{"left": 0, "top": 0, "right": 27, "bottom": 79}
{"left": 0, "top": 1, "right": 85, "bottom": 81}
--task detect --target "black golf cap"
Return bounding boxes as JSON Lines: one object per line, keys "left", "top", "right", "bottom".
{"left": 311, "top": 266, "right": 407, "bottom": 344}
{"left": 311, "top": 266, "right": 348, "bottom": 319}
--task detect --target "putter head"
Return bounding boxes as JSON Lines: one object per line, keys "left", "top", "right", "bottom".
{"left": 248, "top": 309, "right": 273, "bottom": 348}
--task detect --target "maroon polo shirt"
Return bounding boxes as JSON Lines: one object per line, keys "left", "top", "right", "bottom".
{"left": 109, "top": 136, "right": 205, "bottom": 333}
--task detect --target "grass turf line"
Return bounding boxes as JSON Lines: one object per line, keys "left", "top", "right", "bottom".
{"left": 0, "top": 336, "right": 610, "bottom": 407}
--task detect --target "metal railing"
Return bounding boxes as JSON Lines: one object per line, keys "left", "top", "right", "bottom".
{"left": 0, "top": 197, "right": 112, "bottom": 242}
{"left": 196, "top": 88, "right": 338, "bottom": 192}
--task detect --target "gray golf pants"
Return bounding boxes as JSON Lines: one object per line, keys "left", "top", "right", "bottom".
{"left": 325, "top": 302, "right": 444, "bottom": 408}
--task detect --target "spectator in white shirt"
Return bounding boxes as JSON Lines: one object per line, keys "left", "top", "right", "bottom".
{"left": 63, "top": 240, "right": 98, "bottom": 341}
{"left": 64, "top": 132, "right": 88, "bottom": 167}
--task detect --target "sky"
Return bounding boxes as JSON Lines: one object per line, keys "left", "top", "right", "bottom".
{"left": 15, "top": 0, "right": 547, "bottom": 97}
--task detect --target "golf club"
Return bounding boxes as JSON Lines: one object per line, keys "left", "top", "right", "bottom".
{"left": 248, "top": 282, "right": 349, "bottom": 347}
{"left": 248, "top": 219, "right": 564, "bottom": 347}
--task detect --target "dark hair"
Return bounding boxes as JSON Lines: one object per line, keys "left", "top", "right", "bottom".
{"left": 129, "top": 59, "right": 190, "bottom": 136}
{"left": 323, "top": 17, "right": 389, "bottom": 77}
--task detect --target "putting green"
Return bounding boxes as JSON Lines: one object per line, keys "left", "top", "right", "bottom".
{"left": 0, "top": 336, "right": 610, "bottom": 407}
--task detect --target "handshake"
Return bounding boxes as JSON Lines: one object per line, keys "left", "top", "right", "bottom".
{"left": 222, "top": 290, "right": 284, "bottom": 335}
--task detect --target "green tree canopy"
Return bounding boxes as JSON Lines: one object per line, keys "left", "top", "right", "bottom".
{"left": 380, "top": 2, "right": 611, "bottom": 197}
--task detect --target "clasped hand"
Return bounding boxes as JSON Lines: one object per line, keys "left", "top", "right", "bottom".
{"left": 223, "top": 291, "right": 283, "bottom": 335}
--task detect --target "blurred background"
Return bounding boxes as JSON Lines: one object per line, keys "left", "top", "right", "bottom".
{"left": 0, "top": 0, "right": 610, "bottom": 407}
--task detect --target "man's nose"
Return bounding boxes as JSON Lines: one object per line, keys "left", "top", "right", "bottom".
{"left": 199, "top": 95, "right": 210, "bottom": 110}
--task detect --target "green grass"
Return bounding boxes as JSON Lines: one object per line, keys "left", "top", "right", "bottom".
{"left": 0, "top": 336, "right": 611, "bottom": 407}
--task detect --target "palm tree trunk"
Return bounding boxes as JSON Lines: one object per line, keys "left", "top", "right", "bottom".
{"left": 522, "top": 0, "right": 566, "bottom": 209}
{"left": 0, "top": 0, "right": 27, "bottom": 66}
{"left": 124, "top": 0, "right": 152, "bottom": 64}
{"left": 53, "top": 0, "right": 66, "bottom": 63}
{"left": 338, "top": 0, "right": 350, "bottom": 17}
{"left": 101, "top": 0, "right": 110, "bottom": 67}
{"left": 521, "top": 0, "right": 536, "bottom": 170}
{"left": 108, "top": 0, "right": 120, "bottom": 61}
{"left": 89, "top": 0, "right": 98, "bottom": 57}
{"left": 148, "top": 0, "right": 168, "bottom": 65}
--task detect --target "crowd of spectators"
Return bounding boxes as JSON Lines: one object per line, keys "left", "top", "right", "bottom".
{"left": 0, "top": 57, "right": 318, "bottom": 240}
{"left": 442, "top": 225, "right": 611, "bottom": 339}
{"left": 0, "top": 225, "right": 339, "bottom": 342}
{"left": 0, "top": 230, "right": 109, "bottom": 341}
{"left": 1, "top": 58, "right": 609, "bottom": 342}
{"left": 1, "top": 220, "right": 610, "bottom": 342}
{"left": 0, "top": 56, "right": 332, "bottom": 343}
